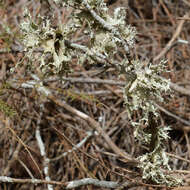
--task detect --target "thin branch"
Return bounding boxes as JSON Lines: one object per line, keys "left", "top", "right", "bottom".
{"left": 62, "top": 77, "right": 125, "bottom": 85}
{"left": 154, "top": 103, "right": 190, "bottom": 126}
{"left": 0, "top": 176, "right": 167, "bottom": 189}
{"left": 166, "top": 153, "right": 190, "bottom": 165}
{"left": 14, "top": 74, "right": 137, "bottom": 164}
{"left": 170, "top": 82, "right": 190, "bottom": 96}
{"left": 55, "top": 76, "right": 190, "bottom": 97}
{"left": 50, "top": 131, "right": 94, "bottom": 161}
{"left": 153, "top": 13, "right": 189, "bottom": 62}
{"left": 82, "top": 0, "right": 130, "bottom": 53}
{"left": 0, "top": 176, "right": 62, "bottom": 185}
{"left": 0, "top": 176, "right": 123, "bottom": 189}
{"left": 5, "top": 124, "right": 43, "bottom": 179}
{"left": 18, "top": 159, "right": 35, "bottom": 179}
{"left": 36, "top": 114, "right": 53, "bottom": 190}
{"left": 65, "top": 178, "right": 120, "bottom": 189}
{"left": 49, "top": 94, "right": 137, "bottom": 164}
{"left": 182, "top": 0, "right": 190, "bottom": 7}
{"left": 64, "top": 40, "right": 107, "bottom": 64}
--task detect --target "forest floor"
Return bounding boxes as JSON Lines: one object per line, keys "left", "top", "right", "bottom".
{"left": 0, "top": 0, "right": 190, "bottom": 189}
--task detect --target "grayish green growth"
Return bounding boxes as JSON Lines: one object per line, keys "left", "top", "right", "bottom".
{"left": 19, "top": 0, "right": 182, "bottom": 186}
{"left": 123, "top": 59, "right": 170, "bottom": 124}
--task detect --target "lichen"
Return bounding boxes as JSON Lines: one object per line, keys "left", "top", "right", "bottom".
{"left": 19, "top": 0, "right": 181, "bottom": 186}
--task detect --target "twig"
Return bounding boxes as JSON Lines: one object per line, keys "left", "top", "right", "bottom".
{"left": 60, "top": 77, "right": 190, "bottom": 97}
{"left": 184, "top": 131, "right": 190, "bottom": 159}
{"left": 10, "top": 74, "right": 190, "bottom": 98}
{"left": 0, "top": 176, "right": 123, "bottom": 189}
{"left": 13, "top": 68, "right": 190, "bottom": 95}
{"left": 154, "top": 103, "right": 190, "bottom": 126}
{"left": 5, "top": 121, "right": 43, "bottom": 179}
{"left": 15, "top": 74, "right": 137, "bottom": 164}
{"left": 62, "top": 77, "right": 125, "bottom": 86}
{"left": 2, "top": 119, "right": 32, "bottom": 176}
{"left": 18, "top": 159, "right": 35, "bottom": 179}
{"left": 182, "top": 0, "right": 190, "bottom": 7}
{"left": 167, "top": 153, "right": 190, "bottom": 165}
{"left": 177, "top": 17, "right": 190, "bottom": 21}
{"left": 82, "top": 0, "right": 130, "bottom": 53}
{"left": 0, "top": 175, "right": 168, "bottom": 189}
{"left": 64, "top": 40, "right": 107, "bottom": 64}
{"left": 0, "top": 176, "right": 62, "bottom": 185}
{"left": 36, "top": 114, "right": 53, "bottom": 190}
{"left": 49, "top": 94, "right": 137, "bottom": 165}
{"left": 65, "top": 178, "right": 120, "bottom": 189}
{"left": 50, "top": 131, "right": 94, "bottom": 161}
{"left": 21, "top": 74, "right": 51, "bottom": 96}
{"left": 153, "top": 13, "right": 189, "bottom": 61}
{"left": 170, "top": 82, "right": 190, "bottom": 96}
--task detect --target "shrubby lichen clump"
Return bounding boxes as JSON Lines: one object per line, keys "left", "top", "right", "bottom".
{"left": 19, "top": 0, "right": 181, "bottom": 186}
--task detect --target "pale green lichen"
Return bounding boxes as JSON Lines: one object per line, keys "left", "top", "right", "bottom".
{"left": 122, "top": 58, "right": 182, "bottom": 185}
{"left": 19, "top": 0, "right": 181, "bottom": 186}
{"left": 123, "top": 59, "right": 170, "bottom": 123}
{"left": 20, "top": 9, "right": 73, "bottom": 75}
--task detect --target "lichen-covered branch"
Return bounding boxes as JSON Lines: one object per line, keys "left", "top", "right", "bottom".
{"left": 17, "top": 0, "right": 182, "bottom": 186}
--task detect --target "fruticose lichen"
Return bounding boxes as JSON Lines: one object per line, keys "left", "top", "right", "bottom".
{"left": 19, "top": 0, "right": 181, "bottom": 186}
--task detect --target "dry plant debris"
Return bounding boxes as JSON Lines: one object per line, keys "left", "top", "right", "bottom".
{"left": 0, "top": 0, "right": 190, "bottom": 189}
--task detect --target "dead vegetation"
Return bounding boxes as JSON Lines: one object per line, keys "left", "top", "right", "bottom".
{"left": 0, "top": 0, "right": 190, "bottom": 189}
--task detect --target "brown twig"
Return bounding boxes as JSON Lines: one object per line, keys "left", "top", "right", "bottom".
{"left": 154, "top": 102, "right": 190, "bottom": 126}
{"left": 170, "top": 82, "right": 190, "bottom": 96}
{"left": 48, "top": 94, "right": 138, "bottom": 165}
{"left": 153, "top": 13, "right": 189, "bottom": 62}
